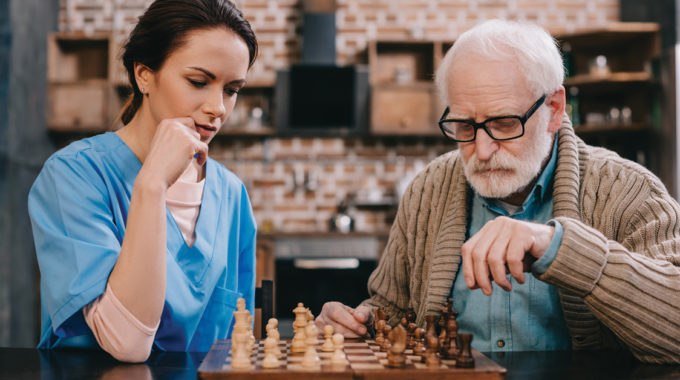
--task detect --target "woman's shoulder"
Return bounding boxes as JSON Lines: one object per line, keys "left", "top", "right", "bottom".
{"left": 208, "top": 158, "right": 246, "bottom": 190}
{"left": 46, "top": 132, "right": 123, "bottom": 166}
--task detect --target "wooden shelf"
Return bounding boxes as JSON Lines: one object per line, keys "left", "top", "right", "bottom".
{"left": 565, "top": 71, "right": 653, "bottom": 86}
{"left": 573, "top": 122, "right": 649, "bottom": 134}
{"left": 555, "top": 22, "right": 660, "bottom": 51}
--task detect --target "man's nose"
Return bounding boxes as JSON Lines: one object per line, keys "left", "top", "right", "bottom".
{"left": 474, "top": 127, "right": 500, "bottom": 161}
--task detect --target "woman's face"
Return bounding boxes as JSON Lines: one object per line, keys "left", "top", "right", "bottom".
{"left": 138, "top": 27, "right": 250, "bottom": 143}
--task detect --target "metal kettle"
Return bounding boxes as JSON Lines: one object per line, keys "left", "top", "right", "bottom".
{"left": 329, "top": 201, "right": 354, "bottom": 233}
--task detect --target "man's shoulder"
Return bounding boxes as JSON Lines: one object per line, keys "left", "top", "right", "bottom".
{"left": 581, "top": 143, "right": 666, "bottom": 193}
{"left": 406, "top": 149, "right": 462, "bottom": 192}
{"left": 424, "top": 149, "right": 461, "bottom": 174}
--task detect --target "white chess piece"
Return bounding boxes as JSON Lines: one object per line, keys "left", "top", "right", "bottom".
{"left": 291, "top": 303, "right": 308, "bottom": 353}
{"left": 261, "top": 337, "right": 280, "bottom": 369}
{"left": 330, "top": 333, "right": 348, "bottom": 367}
{"left": 301, "top": 323, "right": 320, "bottom": 368}
{"left": 321, "top": 325, "right": 335, "bottom": 352}
{"left": 230, "top": 330, "right": 252, "bottom": 369}
{"left": 266, "top": 318, "right": 282, "bottom": 358}
{"left": 247, "top": 314, "right": 255, "bottom": 355}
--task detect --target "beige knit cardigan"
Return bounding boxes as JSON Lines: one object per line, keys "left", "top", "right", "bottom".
{"left": 360, "top": 116, "right": 680, "bottom": 363}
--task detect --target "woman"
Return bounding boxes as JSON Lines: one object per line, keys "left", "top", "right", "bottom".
{"left": 28, "top": 0, "right": 258, "bottom": 362}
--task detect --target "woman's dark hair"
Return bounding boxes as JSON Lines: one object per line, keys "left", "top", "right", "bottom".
{"left": 120, "top": 0, "right": 258, "bottom": 125}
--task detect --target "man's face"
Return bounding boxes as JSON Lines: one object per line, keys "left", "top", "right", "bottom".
{"left": 446, "top": 56, "right": 555, "bottom": 199}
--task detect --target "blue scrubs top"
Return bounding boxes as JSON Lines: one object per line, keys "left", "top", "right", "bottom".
{"left": 28, "top": 132, "right": 256, "bottom": 352}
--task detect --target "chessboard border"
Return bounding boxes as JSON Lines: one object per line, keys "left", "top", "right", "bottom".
{"left": 197, "top": 339, "right": 507, "bottom": 380}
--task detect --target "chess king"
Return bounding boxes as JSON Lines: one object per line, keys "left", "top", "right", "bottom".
{"left": 317, "top": 19, "right": 680, "bottom": 364}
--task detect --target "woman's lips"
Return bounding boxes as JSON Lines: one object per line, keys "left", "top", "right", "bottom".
{"left": 195, "top": 123, "right": 217, "bottom": 138}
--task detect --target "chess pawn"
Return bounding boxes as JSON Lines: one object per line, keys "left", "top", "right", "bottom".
{"left": 406, "top": 322, "right": 417, "bottom": 349}
{"left": 413, "top": 327, "right": 426, "bottom": 357}
{"left": 438, "top": 311, "right": 448, "bottom": 350}
{"left": 455, "top": 333, "right": 475, "bottom": 368}
{"left": 306, "top": 312, "right": 318, "bottom": 346}
{"left": 330, "top": 333, "right": 348, "bottom": 367}
{"left": 424, "top": 330, "right": 441, "bottom": 368}
{"left": 266, "top": 319, "right": 282, "bottom": 359}
{"left": 400, "top": 317, "right": 408, "bottom": 330}
{"left": 261, "top": 337, "right": 280, "bottom": 369}
{"left": 374, "top": 319, "right": 386, "bottom": 346}
{"left": 380, "top": 325, "right": 392, "bottom": 352}
{"left": 301, "top": 323, "right": 320, "bottom": 368}
{"left": 424, "top": 315, "right": 440, "bottom": 366}
{"left": 444, "top": 316, "right": 460, "bottom": 359}
{"left": 406, "top": 307, "right": 416, "bottom": 324}
{"left": 321, "top": 325, "right": 335, "bottom": 352}
{"left": 376, "top": 308, "right": 386, "bottom": 323}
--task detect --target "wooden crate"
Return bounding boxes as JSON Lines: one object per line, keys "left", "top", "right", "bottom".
{"left": 370, "top": 83, "right": 440, "bottom": 135}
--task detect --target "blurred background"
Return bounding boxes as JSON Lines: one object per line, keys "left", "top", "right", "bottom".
{"left": 1, "top": 0, "right": 677, "bottom": 345}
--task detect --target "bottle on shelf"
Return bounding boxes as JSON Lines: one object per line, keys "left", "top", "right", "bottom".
{"left": 567, "top": 86, "right": 580, "bottom": 127}
{"left": 561, "top": 42, "right": 574, "bottom": 78}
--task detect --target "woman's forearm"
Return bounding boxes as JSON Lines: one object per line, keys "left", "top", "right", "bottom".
{"left": 107, "top": 175, "right": 167, "bottom": 327}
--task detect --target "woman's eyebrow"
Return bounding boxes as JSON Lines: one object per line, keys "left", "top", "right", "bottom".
{"left": 187, "top": 66, "right": 215, "bottom": 79}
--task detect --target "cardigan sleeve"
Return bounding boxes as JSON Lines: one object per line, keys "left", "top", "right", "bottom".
{"left": 539, "top": 174, "right": 680, "bottom": 364}
{"left": 358, "top": 172, "right": 417, "bottom": 327}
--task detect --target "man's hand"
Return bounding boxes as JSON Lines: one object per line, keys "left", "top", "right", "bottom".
{"left": 315, "top": 302, "right": 373, "bottom": 338}
{"left": 461, "top": 216, "right": 555, "bottom": 295}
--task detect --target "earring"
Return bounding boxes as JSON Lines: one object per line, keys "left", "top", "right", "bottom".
{"left": 140, "top": 87, "right": 145, "bottom": 94}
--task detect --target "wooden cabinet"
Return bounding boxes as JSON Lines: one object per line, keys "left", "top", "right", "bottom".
{"left": 218, "top": 82, "right": 276, "bottom": 136}
{"left": 557, "top": 23, "right": 662, "bottom": 173}
{"left": 47, "top": 33, "right": 123, "bottom": 132}
{"left": 368, "top": 40, "right": 449, "bottom": 136}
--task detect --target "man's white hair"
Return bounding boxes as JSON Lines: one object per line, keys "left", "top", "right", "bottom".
{"left": 435, "top": 19, "right": 564, "bottom": 105}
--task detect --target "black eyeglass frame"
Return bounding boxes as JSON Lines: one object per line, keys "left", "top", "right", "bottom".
{"left": 438, "top": 94, "right": 547, "bottom": 142}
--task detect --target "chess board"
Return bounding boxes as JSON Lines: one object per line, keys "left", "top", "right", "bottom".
{"left": 198, "top": 338, "right": 507, "bottom": 380}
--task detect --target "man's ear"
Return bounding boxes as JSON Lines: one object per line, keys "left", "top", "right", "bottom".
{"left": 546, "top": 86, "right": 566, "bottom": 134}
{"left": 133, "top": 62, "right": 153, "bottom": 93}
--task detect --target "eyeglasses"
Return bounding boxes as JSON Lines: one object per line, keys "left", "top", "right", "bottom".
{"left": 438, "top": 94, "right": 547, "bottom": 142}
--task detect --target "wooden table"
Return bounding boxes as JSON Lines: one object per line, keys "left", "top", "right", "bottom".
{"left": 1, "top": 347, "right": 679, "bottom": 380}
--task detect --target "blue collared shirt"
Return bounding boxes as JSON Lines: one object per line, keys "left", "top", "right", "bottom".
{"left": 451, "top": 134, "right": 571, "bottom": 352}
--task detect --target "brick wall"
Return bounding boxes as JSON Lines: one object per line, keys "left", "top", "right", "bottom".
{"left": 59, "top": 0, "right": 620, "bottom": 232}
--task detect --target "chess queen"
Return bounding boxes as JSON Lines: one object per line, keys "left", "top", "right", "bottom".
{"left": 29, "top": 0, "right": 258, "bottom": 362}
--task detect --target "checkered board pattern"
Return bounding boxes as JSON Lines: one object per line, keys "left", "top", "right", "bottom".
{"left": 197, "top": 338, "right": 507, "bottom": 379}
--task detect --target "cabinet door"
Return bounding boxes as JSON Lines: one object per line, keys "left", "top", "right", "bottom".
{"left": 370, "top": 84, "right": 440, "bottom": 135}
{"left": 47, "top": 82, "right": 110, "bottom": 132}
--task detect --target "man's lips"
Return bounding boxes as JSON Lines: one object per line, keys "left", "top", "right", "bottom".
{"left": 475, "top": 168, "right": 512, "bottom": 175}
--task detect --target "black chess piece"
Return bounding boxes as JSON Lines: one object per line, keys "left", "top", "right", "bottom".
{"left": 413, "top": 327, "right": 426, "bottom": 357}
{"left": 386, "top": 323, "right": 407, "bottom": 368}
{"left": 444, "top": 316, "right": 460, "bottom": 359}
{"left": 375, "top": 319, "right": 386, "bottom": 346}
{"left": 406, "top": 322, "right": 417, "bottom": 349}
{"left": 455, "top": 333, "right": 475, "bottom": 368}
{"left": 406, "top": 307, "right": 416, "bottom": 324}
{"left": 424, "top": 315, "right": 440, "bottom": 367}
{"left": 380, "top": 325, "right": 392, "bottom": 352}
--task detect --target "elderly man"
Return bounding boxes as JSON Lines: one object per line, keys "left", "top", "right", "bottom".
{"left": 316, "top": 20, "right": 680, "bottom": 363}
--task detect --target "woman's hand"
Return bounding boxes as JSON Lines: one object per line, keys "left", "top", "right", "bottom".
{"left": 139, "top": 118, "right": 209, "bottom": 189}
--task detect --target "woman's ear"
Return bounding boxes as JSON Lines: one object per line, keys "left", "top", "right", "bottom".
{"left": 133, "top": 62, "right": 153, "bottom": 95}
{"left": 546, "top": 86, "right": 566, "bottom": 133}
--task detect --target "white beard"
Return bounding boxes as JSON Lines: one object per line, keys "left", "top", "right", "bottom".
{"left": 462, "top": 110, "right": 554, "bottom": 199}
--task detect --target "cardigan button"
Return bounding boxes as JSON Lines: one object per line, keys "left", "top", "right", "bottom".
{"left": 496, "top": 340, "right": 505, "bottom": 348}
